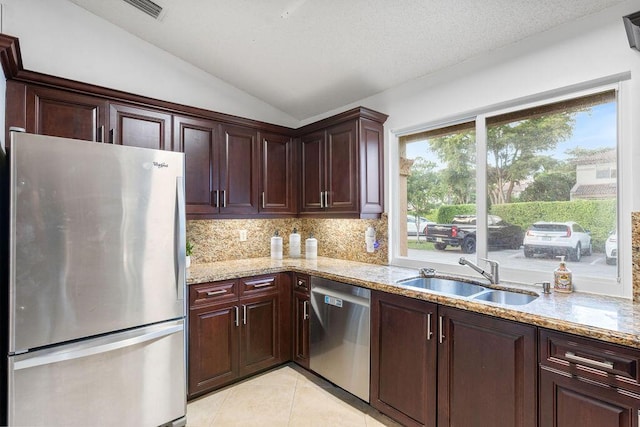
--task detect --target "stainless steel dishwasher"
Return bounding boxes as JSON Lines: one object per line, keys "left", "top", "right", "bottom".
{"left": 309, "top": 276, "right": 371, "bottom": 402}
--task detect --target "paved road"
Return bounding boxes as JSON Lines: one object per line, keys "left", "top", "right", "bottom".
{"left": 406, "top": 244, "right": 616, "bottom": 281}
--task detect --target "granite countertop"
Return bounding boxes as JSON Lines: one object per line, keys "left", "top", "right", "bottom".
{"left": 187, "top": 256, "right": 640, "bottom": 350}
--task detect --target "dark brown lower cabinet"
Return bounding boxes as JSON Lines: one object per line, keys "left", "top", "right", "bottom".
{"left": 188, "top": 302, "right": 238, "bottom": 396}
{"left": 188, "top": 274, "right": 289, "bottom": 400}
{"left": 438, "top": 306, "right": 537, "bottom": 427}
{"left": 538, "top": 329, "right": 640, "bottom": 427}
{"left": 539, "top": 367, "right": 640, "bottom": 427}
{"left": 293, "top": 291, "right": 310, "bottom": 368}
{"left": 239, "top": 293, "right": 280, "bottom": 377}
{"left": 371, "top": 292, "right": 437, "bottom": 427}
{"left": 371, "top": 294, "right": 537, "bottom": 427}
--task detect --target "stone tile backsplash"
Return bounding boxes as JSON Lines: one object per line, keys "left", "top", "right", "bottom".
{"left": 632, "top": 212, "right": 639, "bottom": 302}
{"left": 187, "top": 214, "right": 389, "bottom": 265}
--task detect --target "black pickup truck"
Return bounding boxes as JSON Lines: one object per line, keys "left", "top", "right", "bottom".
{"left": 424, "top": 215, "right": 523, "bottom": 253}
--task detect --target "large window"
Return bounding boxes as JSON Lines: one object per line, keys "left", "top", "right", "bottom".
{"left": 396, "top": 89, "right": 619, "bottom": 292}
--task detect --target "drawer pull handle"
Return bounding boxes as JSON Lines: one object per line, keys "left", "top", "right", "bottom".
{"left": 427, "top": 313, "right": 433, "bottom": 341}
{"left": 438, "top": 316, "right": 445, "bottom": 344}
{"left": 298, "top": 280, "right": 305, "bottom": 286}
{"left": 206, "top": 289, "right": 227, "bottom": 297}
{"left": 303, "top": 300, "right": 309, "bottom": 320}
{"left": 253, "top": 282, "right": 273, "bottom": 289}
{"left": 565, "top": 351, "right": 614, "bottom": 370}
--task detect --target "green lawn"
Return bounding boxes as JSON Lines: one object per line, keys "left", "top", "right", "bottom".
{"left": 407, "top": 240, "right": 435, "bottom": 250}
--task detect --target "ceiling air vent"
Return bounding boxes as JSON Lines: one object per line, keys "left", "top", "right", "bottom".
{"left": 123, "top": 0, "right": 163, "bottom": 19}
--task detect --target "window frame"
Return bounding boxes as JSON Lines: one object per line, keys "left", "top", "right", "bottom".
{"left": 390, "top": 81, "right": 630, "bottom": 298}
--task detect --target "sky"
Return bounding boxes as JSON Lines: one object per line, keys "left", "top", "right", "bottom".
{"left": 405, "top": 101, "right": 617, "bottom": 166}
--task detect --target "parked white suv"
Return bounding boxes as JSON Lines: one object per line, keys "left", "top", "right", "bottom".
{"left": 605, "top": 231, "right": 617, "bottom": 265}
{"left": 523, "top": 221, "right": 592, "bottom": 262}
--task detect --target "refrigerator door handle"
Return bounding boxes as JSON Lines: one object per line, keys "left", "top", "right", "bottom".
{"left": 12, "top": 323, "right": 184, "bottom": 371}
{"left": 176, "top": 176, "right": 186, "bottom": 301}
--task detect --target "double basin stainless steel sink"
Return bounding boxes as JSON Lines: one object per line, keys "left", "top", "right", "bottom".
{"left": 396, "top": 277, "right": 538, "bottom": 306}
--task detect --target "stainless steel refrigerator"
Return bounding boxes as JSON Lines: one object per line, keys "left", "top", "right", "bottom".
{"left": 4, "top": 132, "right": 187, "bottom": 426}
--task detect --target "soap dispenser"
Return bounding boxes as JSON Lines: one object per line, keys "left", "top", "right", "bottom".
{"left": 553, "top": 256, "right": 572, "bottom": 293}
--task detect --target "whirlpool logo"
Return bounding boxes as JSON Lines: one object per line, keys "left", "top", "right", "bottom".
{"left": 153, "top": 161, "right": 169, "bottom": 169}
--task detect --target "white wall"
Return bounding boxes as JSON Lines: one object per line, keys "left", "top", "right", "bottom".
{"left": 1, "top": 0, "right": 299, "bottom": 128}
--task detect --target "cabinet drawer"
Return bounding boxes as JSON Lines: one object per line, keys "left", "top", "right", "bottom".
{"left": 540, "top": 329, "right": 640, "bottom": 392}
{"left": 293, "top": 274, "right": 309, "bottom": 293}
{"left": 240, "top": 275, "right": 278, "bottom": 297}
{"left": 190, "top": 280, "right": 237, "bottom": 307}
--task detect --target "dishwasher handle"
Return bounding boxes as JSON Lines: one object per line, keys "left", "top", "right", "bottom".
{"left": 311, "top": 286, "right": 370, "bottom": 308}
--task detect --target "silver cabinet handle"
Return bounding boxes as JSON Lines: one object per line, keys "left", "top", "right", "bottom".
{"left": 298, "top": 280, "right": 305, "bottom": 286}
{"left": 262, "top": 191, "right": 265, "bottom": 209}
{"left": 427, "top": 313, "right": 433, "bottom": 341}
{"left": 234, "top": 306, "right": 239, "bottom": 327}
{"left": 253, "top": 282, "right": 273, "bottom": 289}
{"left": 214, "top": 190, "right": 219, "bottom": 208}
{"left": 206, "top": 289, "right": 226, "bottom": 297}
{"left": 564, "top": 351, "right": 614, "bottom": 370}
{"left": 222, "top": 190, "right": 227, "bottom": 208}
{"left": 243, "top": 305, "right": 247, "bottom": 325}
{"left": 324, "top": 191, "right": 329, "bottom": 208}
{"left": 438, "top": 316, "right": 445, "bottom": 344}
{"left": 320, "top": 191, "right": 324, "bottom": 208}
{"left": 303, "top": 300, "right": 309, "bottom": 320}
{"left": 98, "top": 125, "right": 105, "bottom": 143}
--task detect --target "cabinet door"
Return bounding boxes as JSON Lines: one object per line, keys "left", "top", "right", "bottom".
{"left": 300, "top": 130, "right": 325, "bottom": 213}
{"left": 293, "top": 291, "right": 310, "bottom": 368}
{"left": 174, "top": 115, "right": 219, "bottom": 217}
{"left": 325, "top": 120, "right": 358, "bottom": 213}
{"left": 239, "top": 293, "right": 280, "bottom": 377}
{"left": 359, "top": 118, "right": 384, "bottom": 217}
{"left": 437, "top": 306, "right": 537, "bottom": 427}
{"left": 188, "top": 303, "right": 239, "bottom": 398}
{"left": 260, "top": 132, "right": 296, "bottom": 215}
{"left": 371, "top": 291, "right": 437, "bottom": 427}
{"left": 539, "top": 367, "right": 640, "bottom": 427}
{"left": 25, "top": 85, "right": 108, "bottom": 142}
{"left": 219, "top": 124, "right": 259, "bottom": 215}
{"left": 109, "top": 103, "right": 172, "bottom": 150}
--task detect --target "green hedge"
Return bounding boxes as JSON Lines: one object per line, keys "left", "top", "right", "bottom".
{"left": 434, "top": 200, "right": 616, "bottom": 251}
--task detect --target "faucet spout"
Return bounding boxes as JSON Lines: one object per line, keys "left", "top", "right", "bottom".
{"left": 458, "top": 257, "right": 500, "bottom": 284}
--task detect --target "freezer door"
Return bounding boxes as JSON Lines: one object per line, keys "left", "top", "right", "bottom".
{"left": 8, "top": 320, "right": 186, "bottom": 427}
{"left": 9, "top": 133, "right": 186, "bottom": 352}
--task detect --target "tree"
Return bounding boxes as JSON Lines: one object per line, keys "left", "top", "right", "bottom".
{"left": 428, "top": 132, "right": 476, "bottom": 204}
{"left": 407, "top": 157, "right": 445, "bottom": 220}
{"left": 487, "top": 113, "right": 575, "bottom": 204}
{"left": 519, "top": 171, "right": 575, "bottom": 202}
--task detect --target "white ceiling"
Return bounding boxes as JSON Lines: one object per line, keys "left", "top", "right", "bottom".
{"left": 67, "top": 0, "right": 625, "bottom": 121}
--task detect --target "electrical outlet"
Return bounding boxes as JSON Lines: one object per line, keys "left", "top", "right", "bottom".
{"left": 239, "top": 229, "right": 248, "bottom": 241}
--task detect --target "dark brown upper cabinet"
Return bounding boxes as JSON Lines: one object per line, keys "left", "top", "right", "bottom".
{"left": 175, "top": 117, "right": 260, "bottom": 218}
{"left": 218, "top": 123, "right": 259, "bottom": 215}
{"left": 1, "top": 35, "right": 386, "bottom": 219}
{"left": 174, "top": 115, "right": 218, "bottom": 217}
{"left": 259, "top": 132, "right": 297, "bottom": 216}
{"left": 298, "top": 107, "right": 387, "bottom": 219}
{"left": 7, "top": 82, "right": 108, "bottom": 143}
{"left": 109, "top": 103, "right": 172, "bottom": 150}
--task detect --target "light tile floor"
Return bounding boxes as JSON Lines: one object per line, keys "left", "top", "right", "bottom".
{"left": 186, "top": 363, "right": 402, "bottom": 427}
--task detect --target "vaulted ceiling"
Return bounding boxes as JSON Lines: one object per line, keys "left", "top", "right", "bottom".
{"left": 68, "top": 0, "right": 625, "bottom": 120}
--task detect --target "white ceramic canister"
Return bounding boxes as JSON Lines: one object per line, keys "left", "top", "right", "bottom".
{"left": 289, "top": 228, "right": 301, "bottom": 258}
{"left": 271, "top": 231, "right": 283, "bottom": 260}
{"left": 305, "top": 234, "right": 317, "bottom": 260}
